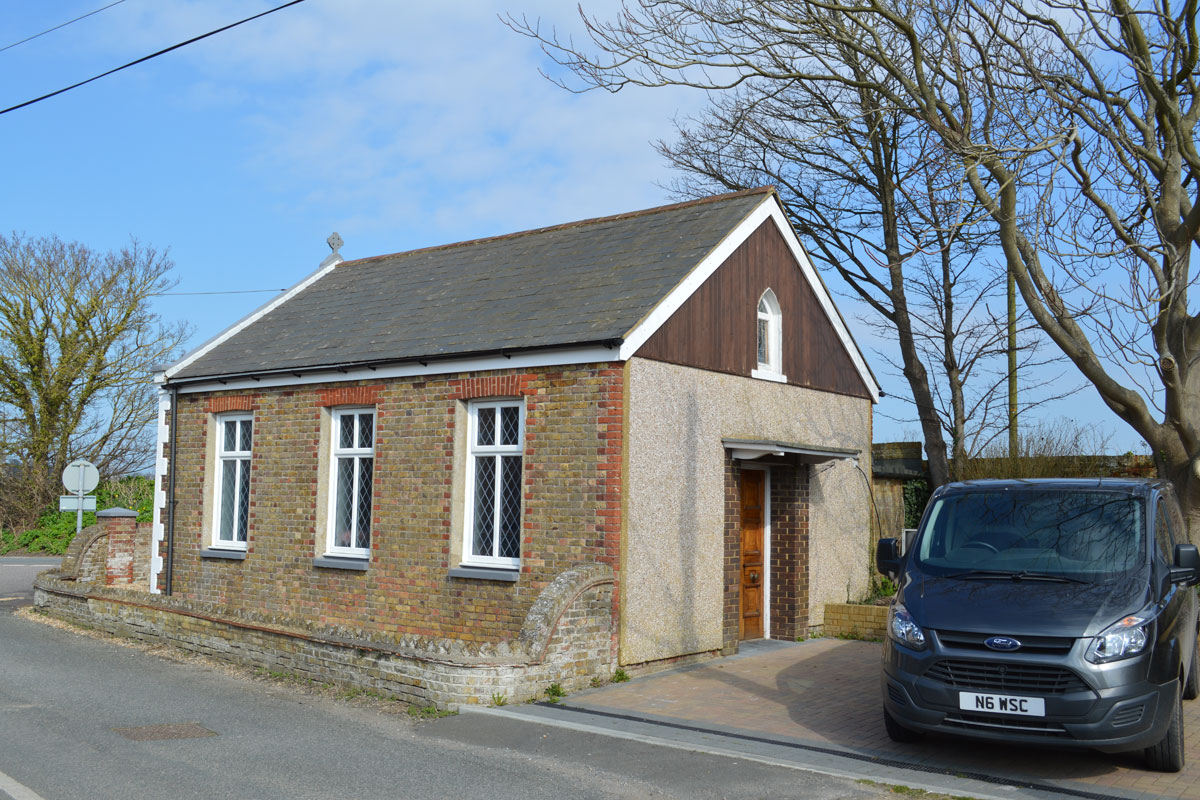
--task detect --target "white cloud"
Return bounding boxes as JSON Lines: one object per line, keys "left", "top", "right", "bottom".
{"left": 86, "top": 0, "right": 706, "bottom": 241}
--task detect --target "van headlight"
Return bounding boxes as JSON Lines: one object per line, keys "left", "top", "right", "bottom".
{"left": 1086, "top": 614, "right": 1151, "bottom": 664}
{"left": 888, "top": 602, "right": 927, "bottom": 650}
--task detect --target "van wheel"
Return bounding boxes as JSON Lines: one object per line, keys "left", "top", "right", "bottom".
{"left": 883, "top": 708, "right": 924, "bottom": 743}
{"left": 1184, "top": 641, "right": 1199, "bottom": 701}
{"left": 1144, "top": 689, "right": 1184, "bottom": 772}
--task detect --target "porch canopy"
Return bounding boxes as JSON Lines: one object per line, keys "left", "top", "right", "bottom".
{"left": 723, "top": 438, "right": 860, "bottom": 463}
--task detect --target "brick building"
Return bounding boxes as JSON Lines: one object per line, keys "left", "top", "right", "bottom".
{"left": 36, "top": 187, "right": 878, "bottom": 706}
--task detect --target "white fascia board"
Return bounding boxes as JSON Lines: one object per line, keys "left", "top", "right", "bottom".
{"left": 171, "top": 345, "right": 619, "bottom": 395}
{"left": 619, "top": 196, "right": 774, "bottom": 361}
{"left": 763, "top": 203, "right": 881, "bottom": 403}
{"left": 164, "top": 257, "right": 342, "bottom": 380}
{"left": 619, "top": 195, "right": 880, "bottom": 403}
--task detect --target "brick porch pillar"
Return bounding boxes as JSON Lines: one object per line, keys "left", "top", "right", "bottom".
{"left": 100, "top": 508, "right": 139, "bottom": 587}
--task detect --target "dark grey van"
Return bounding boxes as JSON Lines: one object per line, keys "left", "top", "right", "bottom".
{"left": 875, "top": 478, "right": 1200, "bottom": 772}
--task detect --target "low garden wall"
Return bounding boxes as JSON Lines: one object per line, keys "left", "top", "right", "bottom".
{"left": 34, "top": 512, "right": 616, "bottom": 708}
{"left": 822, "top": 602, "right": 888, "bottom": 640}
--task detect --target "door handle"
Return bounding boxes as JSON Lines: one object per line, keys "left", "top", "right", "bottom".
{"left": 749, "top": 570, "right": 759, "bottom": 583}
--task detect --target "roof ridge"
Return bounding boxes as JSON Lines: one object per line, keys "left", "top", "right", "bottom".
{"left": 339, "top": 186, "right": 776, "bottom": 267}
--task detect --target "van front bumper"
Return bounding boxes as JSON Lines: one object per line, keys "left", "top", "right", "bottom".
{"left": 881, "top": 637, "right": 1177, "bottom": 753}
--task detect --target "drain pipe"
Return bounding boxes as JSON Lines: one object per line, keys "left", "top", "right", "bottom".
{"left": 165, "top": 384, "right": 179, "bottom": 596}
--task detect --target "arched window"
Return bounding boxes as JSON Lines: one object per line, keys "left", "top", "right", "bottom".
{"left": 754, "top": 289, "right": 785, "bottom": 380}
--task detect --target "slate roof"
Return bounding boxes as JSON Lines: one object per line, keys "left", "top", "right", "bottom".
{"left": 169, "top": 188, "right": 775, "bottom": 381}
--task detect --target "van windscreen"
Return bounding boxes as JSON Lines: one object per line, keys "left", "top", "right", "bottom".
{"left": 913, "top": 490, "right": 1144, "bottom": 578}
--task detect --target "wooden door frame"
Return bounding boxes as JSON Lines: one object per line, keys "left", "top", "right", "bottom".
{"left": 739, "top": 463, "right": 771, "bottom": 639}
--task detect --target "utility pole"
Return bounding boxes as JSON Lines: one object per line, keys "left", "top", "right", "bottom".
{"left": 1008, "top": 267, "right": 1018, "bottom": 458}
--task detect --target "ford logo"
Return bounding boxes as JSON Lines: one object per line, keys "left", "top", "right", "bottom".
{"left": 985, "top": 636, "right": 1022, "bottom": 651}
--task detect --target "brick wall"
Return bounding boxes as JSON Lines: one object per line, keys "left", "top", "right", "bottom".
{"left": 768, "top": 465, "right": 809, "bottom": 640}
{"left": 160, "top": 364, "right": 623, "bottom": 647}
{"left": 823, "top": 602, "right": 888, "bottom": 640}
{"left": 35, "top": 563, "right": 615, "bottom": 708}
{"left": 102, "top": 510, "right": 139, "bottom": 587}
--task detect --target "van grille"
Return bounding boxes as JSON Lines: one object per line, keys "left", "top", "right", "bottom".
{"left": 935, "top": 629, "right": 1075, "bottom": 655}
{"left": 925, "top": 660, "right": 1088, "bottom": 694}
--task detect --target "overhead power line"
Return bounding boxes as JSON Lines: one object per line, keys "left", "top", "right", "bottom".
{"left": 0, "top": 1, "right": 127, "bottom": 54}
{"left": 0, "top": 0, "right": 308, "bottom": 117}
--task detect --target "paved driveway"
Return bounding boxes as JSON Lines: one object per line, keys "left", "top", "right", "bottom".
{"left": 540, "top": 638, "right": 1200, "bottom": 800}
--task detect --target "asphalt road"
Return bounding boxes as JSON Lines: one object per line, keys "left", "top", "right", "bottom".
{"left": 0, "top": 557, "right": 59, "bottom": 607}
{"left": 0, "top": 573, "right": 891, "bottom": 800}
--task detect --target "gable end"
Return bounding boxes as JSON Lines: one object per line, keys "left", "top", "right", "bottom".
{"left": 634, "top": 219, "right": 874, "bottom": 400}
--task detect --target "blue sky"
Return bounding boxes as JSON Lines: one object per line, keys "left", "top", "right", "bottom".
{"left": 0, "top": 0, "right": 1143, "bottom": 453}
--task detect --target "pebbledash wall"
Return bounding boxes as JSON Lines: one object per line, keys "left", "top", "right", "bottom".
{"left": 621, "top": 357, "right": 872, "bottom": 665}
{"left": 36, "top": 363, "right": 624, "bottom": 707}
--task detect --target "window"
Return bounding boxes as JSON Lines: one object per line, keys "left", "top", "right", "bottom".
{"left": 753, "top": 289, "right": 785, "bottom": 381}
{"left": 326, "top": 408, "right": 375, "bottom": 557}
{"left": 213, "top": 415, "right": 253, "bottom": 549}
{"left": 464, "top": 400, "right": 524, "bottom": 567}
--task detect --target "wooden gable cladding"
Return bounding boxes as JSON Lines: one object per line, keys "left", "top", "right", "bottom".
{"left": 635, "top": 221, "right": 871, "bottom": 399}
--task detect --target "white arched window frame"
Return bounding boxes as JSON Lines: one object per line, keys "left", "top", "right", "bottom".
{"left": 752, "top": 289, "right": 787, "bottom": 382}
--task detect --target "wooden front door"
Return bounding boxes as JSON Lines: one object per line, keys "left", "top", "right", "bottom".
{"left": 740, "top": 469, "right": 765, "bottom": 640}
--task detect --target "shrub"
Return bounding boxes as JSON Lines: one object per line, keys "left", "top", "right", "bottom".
{"left": 0, "top": 475, "right": 153, "bottom": 555}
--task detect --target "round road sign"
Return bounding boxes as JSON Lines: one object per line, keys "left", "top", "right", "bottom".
{"left": 62, "top": 460, "right": 100, "bottom": 494}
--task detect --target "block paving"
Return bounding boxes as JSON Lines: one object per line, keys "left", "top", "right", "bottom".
{"left": 565, "top": 638, "right": 1200, "bottom": 800}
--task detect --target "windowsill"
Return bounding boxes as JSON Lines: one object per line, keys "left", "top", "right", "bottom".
{"left": 751, "top": 368, "right": 788, "bottom": 383}
{"left": 449, "top": 565, "right": 519, "bottom": 582}
{"left": 201, "top": 548, "right": 247, "bottom": 561}
{"left": 313, "top": 555, "right": 369, "bottom": 571}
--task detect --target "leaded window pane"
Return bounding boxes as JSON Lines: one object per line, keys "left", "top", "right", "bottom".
{"left": 473, "top": 457, "right": 496, "bottom": 557}
{"left": 499, "top": 455, "right": 522, "bottom": 558}
{"left": 239, "top": 420, "right": 253, "bottom": 451}
{"left": 334, "top": 457, "right": 354, "bottom": 548}
{"left": 500, "top": 406, "right": 520, "bottom": 446}
{"left": 477, "top": 407, "right": 495, "bottom": 447}
{"left": 358, "top": 413, "right": 373, "bottom": 449}
{"left": 356, "top": 458, "right": 373, "bottom": 549}
{"left": 757, "top": 318, "right": 769, "bottom": 364}
{"left": 236, "top": 460, "right": 250, "bottom": 542}
{"left": 339, "top": 413, "right": 355, "bottom": 449}
{"left": 224, "top": 420, "right": 237, "bottom": 451}
{"left": 219, "top": 461, "right": 237, "bottom": 541}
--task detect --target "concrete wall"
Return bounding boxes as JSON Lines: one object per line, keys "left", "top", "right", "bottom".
{"left": 622, "top": 358, "right": 872, "bottom": 664}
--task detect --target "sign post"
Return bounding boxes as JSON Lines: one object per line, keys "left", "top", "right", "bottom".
{"left": 60, "top": 459, "right": 100, "bottom": 539}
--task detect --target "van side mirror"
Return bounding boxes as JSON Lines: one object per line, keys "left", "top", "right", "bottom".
{"left": 1171, "top": 543, "right": 1200, "bottom": 586}
{"left": 876, "top": 537, "right": 901, "bottom": 580}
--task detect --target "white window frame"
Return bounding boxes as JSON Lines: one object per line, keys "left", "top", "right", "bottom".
{"left": 752, "top": 288, "right": 787, "bottom": 383}
{"left": 212, "top": 413, "right": 253, "bottom": 550}
{"left": 462, "top": 399, "right": 525, "bottom": 569}
{"left": 325, "top": 407, "right": 376, "bottom": 558}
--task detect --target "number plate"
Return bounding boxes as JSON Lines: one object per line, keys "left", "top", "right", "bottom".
{"left": 959, "top": 692, "right": 1045, "bottom": 717}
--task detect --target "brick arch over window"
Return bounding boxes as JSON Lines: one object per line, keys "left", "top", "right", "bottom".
{"left": 634, "top": 220, "right": 871, "bottom": 398}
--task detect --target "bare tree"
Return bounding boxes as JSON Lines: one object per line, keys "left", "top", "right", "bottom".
{"left": 511, "top": 4, "right": 1069, "bottom": 488}
{"left": 508, "top": 0, "right": 1200, "bottom": 532}
{"left": 0, "top": 234, "right": 188, "bottom": 533}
